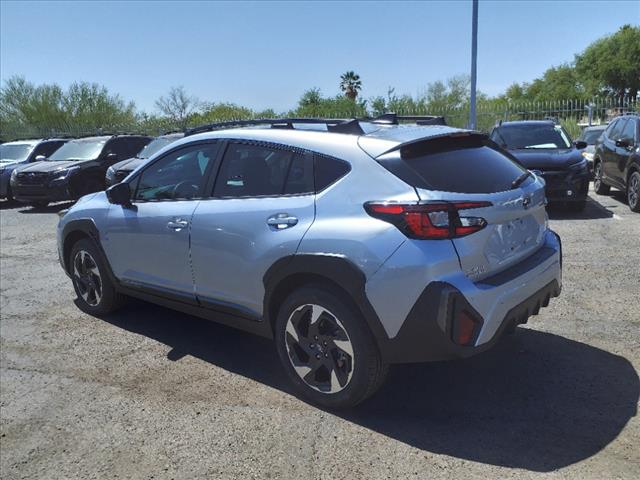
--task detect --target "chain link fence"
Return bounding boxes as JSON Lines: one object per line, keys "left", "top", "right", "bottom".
{"left": 1, "top": 96, "right": 638, "bottom": 142}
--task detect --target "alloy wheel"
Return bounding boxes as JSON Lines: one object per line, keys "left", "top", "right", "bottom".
{"left": 284, "top": 304, "right": 355, "bottom": 394}
{"left": 629, "top": 173, "right": 640, "bottom": 209}
{"left": 73, "top": 250, "right": 103, "bottom": 307}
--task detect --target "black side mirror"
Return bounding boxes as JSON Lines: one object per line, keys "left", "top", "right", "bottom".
{"left": 106, "top": 182, "right": 131, "bottom": 206}
{"left": 34, "top": 155, "right": 46, "bottom": 161}
{"left": 574, "top": 140, "right": 587, "bottom": 150}
{"left": 615, "top": 138, "right": 631, "bottom": 148}
{"left": 105, "top": 152, "right": 118, "bottom": 162}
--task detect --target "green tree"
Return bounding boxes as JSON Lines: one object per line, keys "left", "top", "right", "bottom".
{"left": 0, "top": 76, "right": 136, "bottom": 139}
{"left": 576, "top": 24, "right": 640, "bottom": 98}
{"left": 339, "top": 71, "right": 362, "bottom": 100}
{"left": 526, "top": 64, "right": 585, "bottom": 101}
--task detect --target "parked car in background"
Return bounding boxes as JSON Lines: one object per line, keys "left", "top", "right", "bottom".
{"left": 593, "top": 113, "right": 640, "bottom": 212}
{"left": 490, "top": 120, "right": 589, "bottom": 211}
{"left": 106, "top": 132, "right": 184, "bottom": 186}
{"left": 577, "top": 125, "right": 607, "bottom": 174}
{"left": 11, "top": 134, "right": 151, "bottom": 208}
{"left": 0, "top": 138, "right": 69, "bottom": 201}
{"left": 57, "top": 116, "right": 562, "bottom": 408}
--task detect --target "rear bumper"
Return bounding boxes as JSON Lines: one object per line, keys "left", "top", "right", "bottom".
{"left": 368, "top": 229, "right": 562, "bottom": 363}
{"left": 379, "top": 279, "right": 561, "bottom": 363}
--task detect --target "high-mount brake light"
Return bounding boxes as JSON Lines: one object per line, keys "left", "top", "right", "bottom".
{"left": 364, "top": 201, "right": 491, "bottom": 240}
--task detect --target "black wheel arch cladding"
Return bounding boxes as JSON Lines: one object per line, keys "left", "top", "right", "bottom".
{"left": 263, "top": 254, "right": 391, "bottom": 345}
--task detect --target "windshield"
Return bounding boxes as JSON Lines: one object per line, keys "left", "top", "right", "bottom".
{"left": 580, "top": 129, "right": 605, "bottom": 145}
{"left": 0, "top": 143, "right": 35, "bottom": 162}
{"left": 138, "top": 136, "right": 180, "bottom": 159}
{"left": 49, "top": 140, "right": 106, "bottom": 161}
{"left": 496, "top": 125, "right": 572, "bottom": 149}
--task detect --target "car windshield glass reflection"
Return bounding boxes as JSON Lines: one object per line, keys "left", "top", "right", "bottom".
{"left": 49, "top": 140, "right": 106, "bottom": 161}
{"left": 498, "top": 125, "right": 571, "bottom": 149}
{"left": 0, "top": 144, "right": 35, "bottom": 162}
{"left": 138, "top": 137, "right": 179, "bottom": 159}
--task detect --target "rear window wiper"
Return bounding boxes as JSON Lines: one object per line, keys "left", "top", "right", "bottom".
{"left": 511, "top": 171, "right": 532, "bottom": 189}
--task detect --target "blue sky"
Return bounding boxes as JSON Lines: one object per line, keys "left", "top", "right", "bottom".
{"left": 1, "top": 1, "right": 637, "bottom": 113}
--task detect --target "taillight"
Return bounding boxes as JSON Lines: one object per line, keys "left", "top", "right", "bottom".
{"left": 364, "top": 201, "right": 491, "bottom": 240}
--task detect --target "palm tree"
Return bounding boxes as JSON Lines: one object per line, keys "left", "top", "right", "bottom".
{"left": 340, "top": 71, "right": 362, "bottom": 100}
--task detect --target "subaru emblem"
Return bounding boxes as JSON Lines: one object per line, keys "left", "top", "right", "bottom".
{"left": 523, "top": 196, "right": 531, "bottom": 209}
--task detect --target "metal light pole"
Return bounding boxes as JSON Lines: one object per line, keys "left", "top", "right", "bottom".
{"left": 469, "top": 0, "right": 479, "bottom": 130}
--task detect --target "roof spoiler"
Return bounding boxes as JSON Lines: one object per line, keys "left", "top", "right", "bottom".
{"left": 377, "top": 130, "right": 487, "bottom": 157}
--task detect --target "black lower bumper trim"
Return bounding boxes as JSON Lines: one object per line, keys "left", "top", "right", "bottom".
{"left": 378, "top": 279, "right": 561, "bottom": 364}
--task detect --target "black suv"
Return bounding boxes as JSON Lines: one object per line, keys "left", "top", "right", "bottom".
{"left": 593, "top": 113, "right": 640, "bottom": 212}
{"left": 490, "top": 120, "right": 589, "bottom": 211}
{"left": 105, "top": 132, "right": 184, "bottom": 186}
{"left": 11, "top": 134, "right": 151, "bottom": 208}
{"left": 1, "top": 138, "right": 69, "bottom": 201}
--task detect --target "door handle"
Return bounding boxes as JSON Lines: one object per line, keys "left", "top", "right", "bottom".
{"left": 167, "top": 219, "right": 189, "bottom": 231}
{"left": 267, "top": 213, "right": 298, "bottom": 229}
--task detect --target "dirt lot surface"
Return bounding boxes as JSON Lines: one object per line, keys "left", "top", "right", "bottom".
{"left": 1, "top": 187, "right": 639, "bottom": 480}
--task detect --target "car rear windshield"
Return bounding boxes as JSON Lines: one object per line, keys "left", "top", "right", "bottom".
{"left": 49, "top": 139, "right": 106, "bottom": 161}
{"left": 394, "top": 135, "right": 528, "bottom": 194}
{"left": 494, "top": 124, "right": 571, "bottom": 149}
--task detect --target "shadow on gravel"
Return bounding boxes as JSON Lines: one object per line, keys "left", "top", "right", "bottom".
{"left": 17, "top": 201, "right": 75, "bottom": 214}
{"left": 547, "top": 196, "right": 614, "bottom": 220}
{"left": 102, "top": 302, "right": 639, "bottom": 472}
{"left": 0, "top": 199, "right": 21, "bottom": 210}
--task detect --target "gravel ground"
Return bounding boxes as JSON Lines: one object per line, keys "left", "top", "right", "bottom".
{"left": 1, "top": 187, "right": 639, "bottom": 480}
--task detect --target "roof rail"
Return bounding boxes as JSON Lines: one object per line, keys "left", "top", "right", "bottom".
{"left": 185, "top": 118, "right": 353, "bottom": 137}
{"left": 365, "top": 113, "right": 446, "bottom": 126}
{"left": 184, "top": 114, "right": 447, "bottom": 138}
{"left": 623, "top": 111, "right": 639, "bottom": 116}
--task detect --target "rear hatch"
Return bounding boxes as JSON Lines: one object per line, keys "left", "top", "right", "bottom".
{"left": 363, "top": 132, "right": 548, "bottom": 282}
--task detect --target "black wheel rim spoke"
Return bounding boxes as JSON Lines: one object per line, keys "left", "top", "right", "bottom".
{"left": 284, "top": 304, "right": 354, "bottom": 394}
{"left": 73, "top": 250, "right": 102, "bottom": 307}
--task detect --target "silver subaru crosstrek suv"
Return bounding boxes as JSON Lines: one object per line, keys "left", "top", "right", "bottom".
{"left": 57, "top": 116, "right": 562, "bottom": 408}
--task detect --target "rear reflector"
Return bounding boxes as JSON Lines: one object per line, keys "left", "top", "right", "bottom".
{"left": 455, "top": 310, "right": 479, "bottom": 346}
{"left": 364, "top": 201, "right": 491, "bottom": 240}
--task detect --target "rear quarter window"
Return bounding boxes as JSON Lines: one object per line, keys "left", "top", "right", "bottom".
{"left": 314, "top": 155, "right": 350, "bottom": 191}
{"left": 391, "top": 136, "right": 527, "bottom": 194}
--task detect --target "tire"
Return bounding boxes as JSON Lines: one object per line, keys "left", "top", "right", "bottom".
{"left": 566, "top": 200, "right": 586, "bottom": 212}
{"left": 29, "top": 201, "right": 49, "bottom": 209}
{"left": 628, "top": 171, "right": 640, "bottom": 213}
{"left": 69, "top": 238, "right": 126, "bottom": 315}
{"left": 593, "top": 161, "right": 610, "bottom": 195}
{"left": 275, "top": 285, "right": 388, "bottom": 409}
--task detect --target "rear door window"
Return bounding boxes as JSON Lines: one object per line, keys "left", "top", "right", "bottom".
{"left": 389, "top": 136, "right": 528, "bottom": 194}
{"left": 213, "top": 143, "right": 309, "bottom": 197}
